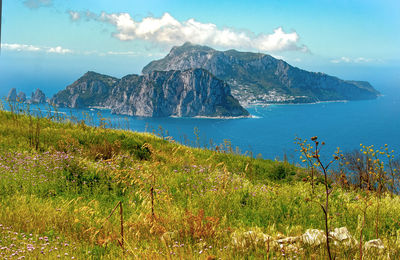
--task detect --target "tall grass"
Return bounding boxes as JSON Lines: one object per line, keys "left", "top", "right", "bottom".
{"left": 0, "top": 105, "right": 399, "bottom": 259}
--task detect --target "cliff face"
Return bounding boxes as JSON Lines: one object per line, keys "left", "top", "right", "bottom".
{"left": 51, "top": 69, "right": 249, "bottom": 118}
{"left": 142, "top": 42, "right": 380, "bottom": 105}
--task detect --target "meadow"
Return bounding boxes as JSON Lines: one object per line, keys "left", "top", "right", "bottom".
{"left": 0, "top": 103, "right": 399, "bottom": 259}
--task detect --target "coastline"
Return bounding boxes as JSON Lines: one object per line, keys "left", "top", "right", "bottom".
{"left": 167, "top": 114, "right": 253, "bottom": 119}
{"left": 192, "top": 114, "right": 253, "bottom": 119}
{"left": 243, "top": 99, "right": 351, "bottom": 108}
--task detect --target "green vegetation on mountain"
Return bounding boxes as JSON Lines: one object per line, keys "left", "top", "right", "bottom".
{"left": 51, "top": 71, "right": 118, "bottom": 108}
{"left": 0, "top": 105, "right": 399, "bottom": 259}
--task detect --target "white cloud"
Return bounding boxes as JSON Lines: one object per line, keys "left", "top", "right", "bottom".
{"left": 107, "top": 51, "right": 139, "bottom": 56}
{"left": 1, "top": 43, "right": 73, "bottom": 54}
{"left": 77, "top": 12, "right": 307, "bottom": 53}
{"left": 331, "top": 56, "right": 372, "bottom": 64}
{"left": 23, "top": 0, "right": 52, "bottom": 9}
{"left": 354, "top": 57, "right": 372, "bottom": 63}
{"left": 68, "top": 11, "right": 81, "bottom": 21}
{"left": 1, "top": 43, "right": 41, "bottom": 52}
{"left": 47, "top": 46, "right": 73, "bottom": 54}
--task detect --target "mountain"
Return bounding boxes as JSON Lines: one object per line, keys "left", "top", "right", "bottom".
{"left": 51, "top": 70, "right": 249, "bottom": 118}
{"left": 142, "top": 42, "right": 380, "bottom": 105}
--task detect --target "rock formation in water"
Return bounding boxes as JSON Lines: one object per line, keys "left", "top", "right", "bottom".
{"left": 29, "top": 89, "right": 46, "bottom": 104}
{"left": 7, "top": 88, "right": 17, "bottom": 101}
{"left": 6, "top": 89, "right": 27, "bottom": 102}
{"left": 17, "top": 91, "right": 27, "bottom": 102}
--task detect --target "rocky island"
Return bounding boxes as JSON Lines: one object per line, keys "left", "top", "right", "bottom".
{"left": 51, "top": 69, "right": 250, "bottom": 118}
{"left": 15, "top": 43, "right": 380, "bottom": 118}
{"left": 143, "top": 42, "right": 380, "bottom": 106}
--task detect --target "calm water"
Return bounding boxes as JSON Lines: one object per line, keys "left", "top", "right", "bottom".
{"left": 24, "top": 90, "right": 400, "bottom": 162}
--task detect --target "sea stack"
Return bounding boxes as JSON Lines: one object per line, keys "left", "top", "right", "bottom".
{"left": 30, "top": 89, "right": 46, "bottom": 104}
{"left": 17, "top": 91, "right": 27, "bottom": 102}
{"left": 7, "top": 88, "right": 17, "bottom": 101}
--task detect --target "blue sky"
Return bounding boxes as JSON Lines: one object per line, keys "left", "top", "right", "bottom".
{"left": 1, "top": 0, "right": 399, "bottom": 96}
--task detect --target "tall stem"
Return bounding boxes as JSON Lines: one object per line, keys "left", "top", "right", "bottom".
{"left": 315, "top": 143, "right": 332, "bottom": 260}
{"left": 119, "top": 202, "right": 124, "bottom": 255}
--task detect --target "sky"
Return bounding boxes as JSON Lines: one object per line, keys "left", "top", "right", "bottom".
{"left": 0, "top": 0, "right": 400, "bottom": 96}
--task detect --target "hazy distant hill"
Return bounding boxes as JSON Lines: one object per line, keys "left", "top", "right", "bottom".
{"left": 143, "top": 42, "right": 380, "bottom": 106}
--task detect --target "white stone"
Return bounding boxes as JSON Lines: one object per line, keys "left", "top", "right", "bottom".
{"left": 364, "top": 239, "right": 384, "bottom": 251}
{"left": 301, "top": 229, "right": 326, "bottom": 247}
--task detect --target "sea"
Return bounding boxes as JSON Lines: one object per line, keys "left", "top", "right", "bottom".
{"left": 1, "top": 60, "right": 399, "bottom": 162}
{"left": 17, "top": 89, "right": 400, "bottom": 163}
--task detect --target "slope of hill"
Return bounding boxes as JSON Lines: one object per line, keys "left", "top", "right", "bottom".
{"left": 0, "top": 108, "right": 398, "bottom": 259}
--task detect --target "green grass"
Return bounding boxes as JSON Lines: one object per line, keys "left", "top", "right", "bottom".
{"left": 0, "top": 109, "right": 399, "bottom": 259}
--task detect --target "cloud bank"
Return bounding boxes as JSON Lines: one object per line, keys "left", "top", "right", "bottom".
{"left": 23, "top": 0, "right": 52, "bottom": 9}
{"left": 71, "top": 12, "right": 308, "bottom": 53}
{"left": 48, "top": 46, "right": 73, "bottom": 54}
{"left": 2, "top": 43, "right": 72, "bottom": 54}
{"left": 2, "top": 43, "right": 41, "bottom": 52}
{"left": 330, "top": 57, "right": 373, "bottom": 64}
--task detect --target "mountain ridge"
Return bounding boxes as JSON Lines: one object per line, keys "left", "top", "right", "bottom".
{"left": 143, "top": 42, "right": 380, "bottom": 106}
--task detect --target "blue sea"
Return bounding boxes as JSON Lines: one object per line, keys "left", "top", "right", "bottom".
{"left": 21, "top": 90, "right": 400, "bottom": 162}
{"left": 1, "top": 59, "right": 399, "bottom": 162}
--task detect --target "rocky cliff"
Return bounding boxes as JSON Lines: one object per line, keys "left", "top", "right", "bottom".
{"left": 143, "top": 42, "right": 380, "bottom": 105}
{"left": 51, "top": 69, "right": 249, "bottom": 118}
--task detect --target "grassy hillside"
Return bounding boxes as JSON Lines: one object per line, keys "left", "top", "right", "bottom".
{"left": 0, "top": 108, "right": 399, "bottom": 259}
